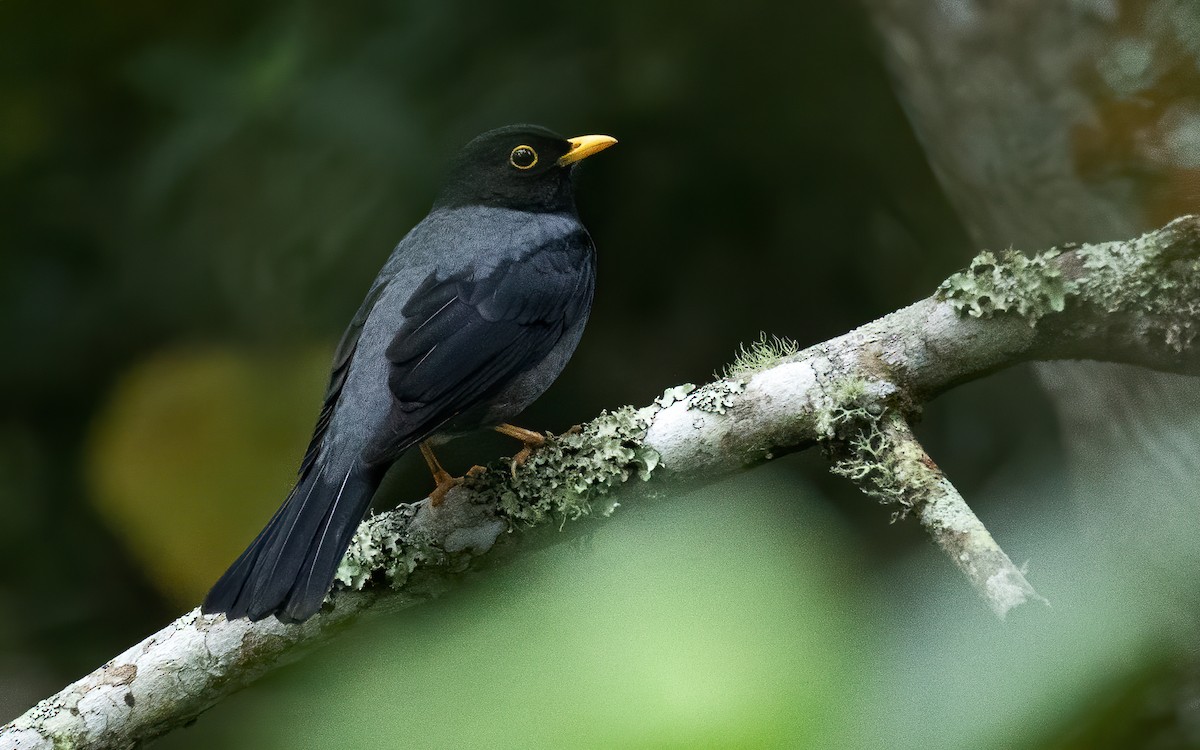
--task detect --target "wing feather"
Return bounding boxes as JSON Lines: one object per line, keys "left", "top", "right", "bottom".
{"left": 299, "top": 280, "right": 387, "bottom": 476}
{"left": 367, "top": 230, "right": 593, "bottom": 463}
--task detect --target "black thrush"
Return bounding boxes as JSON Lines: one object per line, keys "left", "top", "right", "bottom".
{"left": 202, "top": 125, "right": 616, "bottom": 622}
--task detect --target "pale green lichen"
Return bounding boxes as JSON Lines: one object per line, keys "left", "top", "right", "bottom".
{"left": 654, "top": 383, "right": 696, "bottom": 408}
{"left": 472, "top": 405, "right": 660, "bottom": 527}
{"left": 813, "top": 376, "right": 877, "bottom": 440}
{"left": 653, "top": 378, "right": 747, "bottom": 416}
{"left": 688, "top": 378, "right": 746, "bottom": 415}
{"left": 334, "top": 404, "right": 662, "bottom": 588}
{"left": 1074, "top": 231, "right": 1200, "bottom": 352}
{"left": 334, "top": 510, "right": 437, "bottom": 590}
{"left": 814, "top": 376, "right": 923, "bottom": 519}
{"left": 721, "top": 332, "right": 800, "bottom": 378}
{"left": 828, "top": 414, "right": 931, "bottom": 520}
{"left": 936, "top": 248, "right": 1070, "bottom": 325}
{"left": 937, "top": 220, "right": 1200, "bottom": 349}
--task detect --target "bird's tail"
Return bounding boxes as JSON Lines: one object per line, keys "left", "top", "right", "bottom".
{"left": 201, "top": 459, "right": 380, "bottom": 623}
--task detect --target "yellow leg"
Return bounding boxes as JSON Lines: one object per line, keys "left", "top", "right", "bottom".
{"left": 493, "top": 423, "right": 546, "bottom": 446}
{"left": 419, "top": 442, "right": 487, "bottom": 506}
{"left": 494, "top": 423, "right": 546, "bottom": 476}
{"left": 420, "top": 441, "right": 460, "bottom": 506}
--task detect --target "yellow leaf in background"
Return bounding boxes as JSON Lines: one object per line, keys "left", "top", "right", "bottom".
{"left": 86, "top": 344, "right": 331, "bottom": 606}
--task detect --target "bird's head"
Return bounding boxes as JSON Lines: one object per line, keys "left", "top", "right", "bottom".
{"left": 434, "top": 125, "right": 617, "bottom": 213}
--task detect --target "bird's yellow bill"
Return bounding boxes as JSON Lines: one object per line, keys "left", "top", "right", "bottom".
{"left": 558, "top": 135, "right": 618, "bottom": 165}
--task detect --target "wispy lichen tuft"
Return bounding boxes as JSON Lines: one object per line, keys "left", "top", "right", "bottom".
{"left": 472, "top": 406, "right": 660, "bottom": 527}
{"left": 721, "top": 332, "right": 800, "bottom": 378}
{"left": 827, "top": 414, "right": 930, "bottom": 520}
{"left": 814, "top": 376, "right": 878, "bottom": 440}
{"left": 937, "top": 249, "right": 1070, "bottom": 325}
{"left": 814, "top": 376, "right": 923, "bottom": 519}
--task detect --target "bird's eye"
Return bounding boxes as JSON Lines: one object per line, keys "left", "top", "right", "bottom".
{"left": 509, "top": 145, "right": 538, "bottom": 170}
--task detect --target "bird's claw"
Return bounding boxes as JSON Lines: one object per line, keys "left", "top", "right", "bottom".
{"left": 509, "top": 446, "right": 537, "bottom": 478}
{"left": 494, "top": 423, "right": 547, "bottom": 478}
{"left": 429, "top": 471, "right": 462, "bottom": 507}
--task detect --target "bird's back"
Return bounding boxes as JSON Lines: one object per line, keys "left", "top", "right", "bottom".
{"left": 327, "top": 206, "right": 595, "bottom": 457}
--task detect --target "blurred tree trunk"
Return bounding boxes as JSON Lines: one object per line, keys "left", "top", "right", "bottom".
{"left": 863, "top": 0, "right": 1200, "bottom": 742}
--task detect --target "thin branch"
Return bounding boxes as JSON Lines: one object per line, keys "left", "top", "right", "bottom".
{"left": 861, "top": 412, "right": 1044, "bottom": 617}
{"left": 4, "top": 216, "right": 1199, "bottom": 750}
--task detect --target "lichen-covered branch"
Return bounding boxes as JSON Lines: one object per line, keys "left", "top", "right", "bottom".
{"left": 831, "top": 410, "right": 1045, "bottom": 617}
{"left": 4, "top": 216, "right": 1199, "bottom": 750}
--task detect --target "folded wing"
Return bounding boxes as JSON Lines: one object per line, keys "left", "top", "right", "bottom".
{"left": 366, "top": 230, "right": 594, "bottom": 463}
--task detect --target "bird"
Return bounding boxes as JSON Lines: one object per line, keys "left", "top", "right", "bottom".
{"left": 201, "top": 125, "right": 616, "bottom": 623}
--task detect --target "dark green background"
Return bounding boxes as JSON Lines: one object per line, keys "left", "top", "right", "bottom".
{"left": 6, "top": 1, "right": 1182, "bottom": 747}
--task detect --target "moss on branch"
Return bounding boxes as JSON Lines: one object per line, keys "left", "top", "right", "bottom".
{"left": 936, "top": 216, "right": 1200, "bottom": 350}
{"left": 936, "top": 248, "right": 1069, "bottom": 324}
{"left": 1072, "top": 223, "right": 1200, "bottom": 351}
{"left": 335, "top": 507, "right": 436, "bottom": 590}
{"left": 474, "top": 406, "right": 660, "bottom": 526}
{"left": 721, "top": 332, "right": 800, "bottom": 378}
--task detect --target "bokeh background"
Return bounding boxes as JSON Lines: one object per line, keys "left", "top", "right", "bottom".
{"left": 3, "top": 1, "right": 1199, "bottom": 747}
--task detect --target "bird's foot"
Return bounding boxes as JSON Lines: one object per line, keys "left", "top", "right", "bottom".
{"left": 510, "top": 446, "right": 536, "bottom": 478}
{"left": 428, "top": 469, "right": 462, "bottom": 507}
{"left": 421, "top": 441, "right": 467, "bottom": 507}
{"left": 494, "top": 423, "right": 547, "bottom": 479}
{"left": 494, "top": 423, "right": 547, "bottom": 446}
{"left": 429, "top": 466, "right": 487, "bottom": 506}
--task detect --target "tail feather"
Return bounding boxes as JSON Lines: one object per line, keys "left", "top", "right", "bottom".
{"left": 202, "top": 460, "right": 380, "bottom": 622}
{"left": 241, "top": 462, "right": 333, "bottom": 615}
{"left": 282, "top": 468, "right": 375, "bottom": 622}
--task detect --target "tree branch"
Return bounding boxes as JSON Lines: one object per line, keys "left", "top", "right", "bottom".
{"left": 4, "top": 216, "right": 1199, "bottom": 750}
{"left": 833, "top": 410, "right": 1046, "bottom": 617}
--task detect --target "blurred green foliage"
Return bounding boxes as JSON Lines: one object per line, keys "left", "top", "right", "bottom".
{"left": 158, "top": 472, "right": 866, "bottom": 749}
{"left": 9, "top": 0, "right": 1192, "bottom": 747}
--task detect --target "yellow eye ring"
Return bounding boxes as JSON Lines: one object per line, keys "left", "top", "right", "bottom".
{"left": 509, "top": 145, "right": 538, "bottom": 170}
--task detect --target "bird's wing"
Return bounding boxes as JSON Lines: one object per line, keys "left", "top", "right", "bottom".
{"left": 298, "top": 280, "right": 388, "bottom": 477}
{"left": 366, "top": 230, "right": 594, "bottom": 463}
